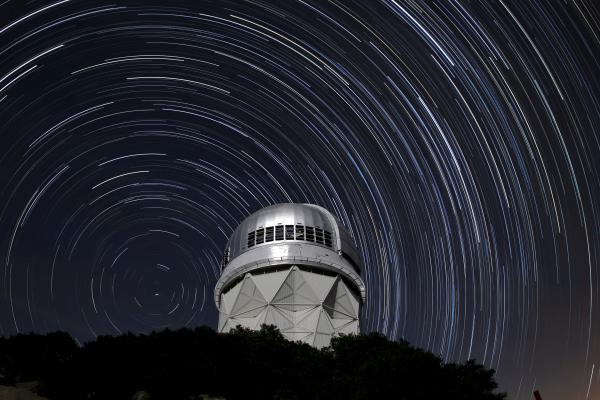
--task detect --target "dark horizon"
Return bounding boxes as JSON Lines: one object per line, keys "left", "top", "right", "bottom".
{"left": 1, "top": 1, "right": 599, "bottom": 399}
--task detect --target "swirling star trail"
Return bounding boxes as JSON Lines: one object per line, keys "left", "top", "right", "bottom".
{"left": 1, "top": 1, "right": 599, "bottom": 398}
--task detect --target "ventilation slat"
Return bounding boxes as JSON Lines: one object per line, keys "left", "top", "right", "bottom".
{"left": 265, "top": 226, "right": 274, "bottom": 242}
{"left": 275, "top": 225, "right": 284, "bottom": 240}
{"left": 295, "top": 226, "right": 304, "bottom": 240}
{"left": 247, "top": 231, "right": 256, "bottom": 248}
{"left": 285, "top": 225, "right": 294, "bottom": 240}
{"left": 245, "top": 225, "right": 332, "bottom": 248}
{"left": 306, "top": 226, "right": 315, "bottom": 242}
{"left": 315, "top": 227, "right": 324, "bottom": 244}
{"left": 256, "top": 228, "right": 265, "bottom": 244}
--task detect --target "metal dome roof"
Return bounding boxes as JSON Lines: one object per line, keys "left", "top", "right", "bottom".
{"left": 215, "top": 203, "right": 366, "bottom": 304}
{"left": 215, "top": 204, "right": 367, "bottom": 344}
{"left": 222, "top": 203, "right": 362, "bottom": 272}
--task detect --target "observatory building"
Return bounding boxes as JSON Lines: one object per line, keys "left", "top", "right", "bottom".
{"left": 214, "top": 203, "right": 366, "bottom": 348}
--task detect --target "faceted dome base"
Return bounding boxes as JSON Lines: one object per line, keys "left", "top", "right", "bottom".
{"left": 217, "top": 265, "right": 360, "bottom": 348}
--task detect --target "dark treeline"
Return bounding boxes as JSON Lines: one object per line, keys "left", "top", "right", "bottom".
{"left": 0, "top": 325, "right": 506, "bottom": 400}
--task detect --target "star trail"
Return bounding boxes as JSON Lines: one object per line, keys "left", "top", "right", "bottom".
{"left": 0, "top": 1, "right": 599, "bottom": 398}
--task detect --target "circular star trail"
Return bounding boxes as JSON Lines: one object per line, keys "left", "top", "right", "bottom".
{"left": 1, "top": 1, "right": 599, "bottom": 398}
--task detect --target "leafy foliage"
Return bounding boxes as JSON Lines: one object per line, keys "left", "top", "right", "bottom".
{"left": 0, "top": 326, "right": 506, "bottom": 400}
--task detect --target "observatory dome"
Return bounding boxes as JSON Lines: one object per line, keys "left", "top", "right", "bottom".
{"left": 214, "top": 203, "right": 366, "bottom": 348}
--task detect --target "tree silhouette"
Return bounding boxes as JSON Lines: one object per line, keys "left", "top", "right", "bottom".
{"left": 0, "top": 326, "right": 506, "bottom": 399}
{"left": 0, "top": 331, "right": 76, "bottom": 386}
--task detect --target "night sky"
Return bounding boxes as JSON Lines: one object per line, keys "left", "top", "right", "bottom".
{"left": 0, "top": 1, "right": 599, "bottom": 398}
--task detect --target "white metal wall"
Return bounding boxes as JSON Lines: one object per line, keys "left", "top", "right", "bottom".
{"left": 218, "top": 265, "right": 360, "bottom": 348}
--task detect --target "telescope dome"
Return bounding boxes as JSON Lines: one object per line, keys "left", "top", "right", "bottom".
{"left": 214, "top": 203, "right": 366, "bottom": 348}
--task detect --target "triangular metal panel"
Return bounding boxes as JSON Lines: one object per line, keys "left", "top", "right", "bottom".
{"left": 336, "top": 320, "right": 359, "bottom": 335}
{"left": 301, "top": 270, "right": 336, "bottom": 302}
{"left": 229, "top": 315, "right": 261, "bottom": 330}
{"left": 221, "top": 280, "right": 242, "bottom": 314}
{"left": 276, "top": 303, "right": 315, "bottom": 312}
{"left": 323, "top": 305, "right": 355, "bottom": 319}
{"left": 293, "top": 305, "right": 318, "bottom": 320}
{"left": 300, "top": 333, "right": 314, "bottom": 346}
{"left": 291, "top": 269, "right": 319, "bottom": 303}
{"left": 273, "top": 268, "right": 319, "bottom": 311}
{"left": 278, "top": 315, "right": 300, "bottom": 332}
{"left": 266, "top": 305, "right": 294, "bottom": 331}
{"left": 251, "top": 269, "right": 290, "bottom": 302}
{"left": 230, "top": 275, "right": 267, "bottom": 316}
{"left": 316, "top": 308, "right": 334, "bottom": 334}
{"left": 342, "top": 280, "right": 360, "bottom": 315}
{"left": 263, "top": 306, "right": 277, "bottom": 327}
{"left": 254, "top": 306, "right": 268, "bottom": 328}
{"left": 233, "top": 303, "right": 268, "bottom": 319}
{"left": 314, "top": 332, "right": 331, "bottom": 348}
{"left": 323, "top": 280, "right": 357, "bottom": 318}
{"left": 331, "top": 317, "right": 355, "bottom": 329}
{"left": 296, "top": 306, "right": 321, "bottom": 331}
{"left": 272, "top": 272, "right": 294, "bottom": 304}
{"left": 222, "top": 319, "right": 234, "bottom": 332}
{"left": 272, "top": 305, "right": 297, "bottom": 322}
{"left": 218, "top": 316, "right": 229, "bottom": 332}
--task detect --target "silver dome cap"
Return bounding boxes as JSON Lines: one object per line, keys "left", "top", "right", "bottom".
{"left": 223, "top": 203, "right": 361, "bottom": 269}
{"left": 215, "top": 203, "right": 366, "bottom": 303}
